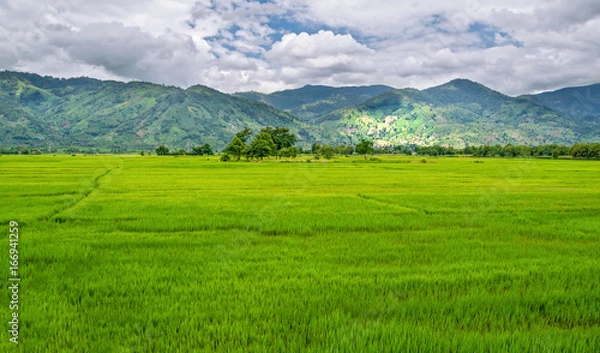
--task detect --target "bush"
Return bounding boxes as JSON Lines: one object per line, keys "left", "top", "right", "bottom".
{"left": 155, "top": 145, "right": 169, "bottom": 156}
{"left": 220, "top": 154, "right": 231, "bottom": 162}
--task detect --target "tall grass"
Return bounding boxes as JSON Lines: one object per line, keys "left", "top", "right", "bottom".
{"left": 1, "top": 155, "right": 599, "bottom": 351}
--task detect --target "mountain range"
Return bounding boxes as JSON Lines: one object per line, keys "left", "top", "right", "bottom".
{"left": 0, "top": 70, "right": 598, "bottom": 151}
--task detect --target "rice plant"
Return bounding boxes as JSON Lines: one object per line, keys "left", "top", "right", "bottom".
{"left": 1, "top": 155, "right": 599, "bottom": 351}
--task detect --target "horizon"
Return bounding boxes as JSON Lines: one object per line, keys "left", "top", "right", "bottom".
{"left": 5, "top": 69, "right": 597, "bottom": 97}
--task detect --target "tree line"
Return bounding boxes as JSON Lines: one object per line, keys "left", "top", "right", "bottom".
{"left": 388, "top": 142, "right": 600, "bottom": 159}
{"left": 154, "top": 143, "right": 214, "bottom": 156}
{"left": 3, "top": 135, "right": 598, "bottom": 160}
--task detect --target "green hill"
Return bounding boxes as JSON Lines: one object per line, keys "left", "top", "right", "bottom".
{"left": 525, "top": 83, "right": 600, "bottom": 126}
{"left": 235, "top": 84, "right": 395, "bottom": 121}
{"left": 0, "top": 71, "right": 322, "bottom": 150}
{"left": 1, "top": 71, "right": 599, "bottom": 150}
{"left": 317, "top": 79, "right": 591, "bottom": 147}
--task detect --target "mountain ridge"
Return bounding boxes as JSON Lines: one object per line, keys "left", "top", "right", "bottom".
{"left": 315, "top": 80, "right": 591, "bottom": 147}
{"left": 234, "top": 84, "right": 396, "bottom": 121}
{"left": 0, "top": 71, "right": 323, "bottom": 150}
{"left": 1, "top": 70, "right": 599, "bottom": 150}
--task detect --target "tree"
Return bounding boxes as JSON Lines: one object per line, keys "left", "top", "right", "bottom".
{"left": 516, "top": 145, "right": 531, "bottom": 157}
{"left": 192, "top": 143, "right": 213, "bottom": 156}
{"left": 570, "top": 142, "right": 589, "bottom": 159}
{"left": 246, "top": 132, "right": 276, "bottom": 160}
{"left": 279, "top": 146, "right": 298, "bottom": 160}
{"left": 311, "top": 143, "right": 321, "bottom": 155}
{"left": 343, "top": 145, "right": 354, "bottom": 156}
{"left": 334, "top": 144, "right": 344, "bottom": 155}
{"left": 481, "top": 144, "right": 491, "bottom": 157}
{"left": 235, "top": 127, "right": 253, "bottom": 144}
{"left": 320, "top": 144, "right": 334, "bottom": 159}
{"left": 504, "top": 144, "right": 517, "bottom": 157}
{"left": 155, "top": 145, "right": 170, "bottom": 156}
{"left": 224, "top": 137, "right": 246, "bottom": 161}
{"left": 261, "top": 126, "right": 296, "bottom": 153}
{"left": 334, "top": 144, "right": 354, "bottom": 156}
{"left": 589, "top": 143, "right": 600, "bottom": 159}
{"left": 355, "top": 139, "right": 374, "bottom": 160}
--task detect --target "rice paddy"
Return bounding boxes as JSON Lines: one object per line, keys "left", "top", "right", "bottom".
{"left": 1, "top": 154, "right": 599, "bottom": 352}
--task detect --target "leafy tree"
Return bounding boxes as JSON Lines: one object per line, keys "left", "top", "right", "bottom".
{"left": 504, "top": 144, "right": 517, "bottom": 157}
{"left": 320, "top": 144, "right": 334, "bottom": 159}
{"left": 261, "top": 126, "right": 296, "bottom": 152}
{"left": 155, "top": 145, "right": 170, "bottom": 156}
{"left": 192, "top": 143, "right": 213, "bottom": 156}
{"left": 343, "top": 145, "right": 354, "bottom": 156}
{"left": 311, "top": 143, "right": 321, "bottom": 155}
{"left": 192, "top": 145, "right": 203, "bottom": 155}
{"left": 334, "top": 144, "right": 354, "bottom": 156}
{"left": 355, "top": 139, "right": 374, "bottom": 160}
{"left": 570, "top": 142, "right": 589, "bottom": 158}
{"left": 481, "top": 144, "right": 491, "bottom": 157}
{"left": 224, "top": 137, "right": 246, "bottom": 161}
{"left": 589, "top": 143, "right": 600, "bottom": 159}
{"left": 517, "top": 145, "right": 531, "bottom": 157}
{"left": 279, "top": 146, "right": 298, "bottom": 160}
{"left": 235, "top": 127, "right": 253, "bottom": 144}
{"left": 246, "top": 132, "right": 276, "bottom": 160}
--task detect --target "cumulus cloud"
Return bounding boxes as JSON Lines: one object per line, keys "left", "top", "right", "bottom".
{"left": 45, "top": 22, "right": 212, "bottom": 87}
{"left": 0, "top": 0, "right": 598, "bottom": 95}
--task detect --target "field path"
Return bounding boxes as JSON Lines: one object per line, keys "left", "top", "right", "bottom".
{"left": 356, "top": 193, "right": 422, "bottom": 214}
{"left": 41, "top": 168, "right": 112, "bottom": 222}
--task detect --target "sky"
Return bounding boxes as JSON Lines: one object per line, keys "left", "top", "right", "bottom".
{"left": 0, "top": 0, "right": 599, "bottom": 95}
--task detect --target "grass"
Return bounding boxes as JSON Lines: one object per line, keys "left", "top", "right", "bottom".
{"left": 1, "top": 154, "right": 599, "bottom": 352}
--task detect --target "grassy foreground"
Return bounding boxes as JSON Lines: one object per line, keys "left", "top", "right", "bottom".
{"left": 1, "top": 155, "right": 599, "bottom": 352}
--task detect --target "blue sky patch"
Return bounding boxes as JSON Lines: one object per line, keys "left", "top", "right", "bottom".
{"left": 468, "top": 22, "right": 523, "bottom": 48}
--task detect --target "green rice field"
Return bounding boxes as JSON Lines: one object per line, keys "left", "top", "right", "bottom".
{"left": 1, "top": 154, "right": 599, "bottom": 352}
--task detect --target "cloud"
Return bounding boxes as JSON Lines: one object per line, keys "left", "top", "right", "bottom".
{"left": 45, "top": 22, "right": 212, "bottom": 87}
{"left": 0, "top": 0, "right": 598, "bottom": 95}
{"left": 268, "top": 30, "right": 372, "bottom": 62}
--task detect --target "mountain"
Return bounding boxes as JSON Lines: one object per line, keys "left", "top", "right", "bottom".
{"left": 0, "top": 71, "right": 323, "bottom": 150}
{"left": 235, "top": 84, "right": 395, "bottom": 121}
{"left": 316, "top": 79, "right": 591, "bottom": 147}
{"left": 1, "top": 71, "right": 599, "bottom": 150}
{"left": 526, "top": 83, "right": 600, "bottom": 122}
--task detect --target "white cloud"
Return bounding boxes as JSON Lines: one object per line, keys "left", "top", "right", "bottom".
{"left": 0, "top": 0, "right": 598, "bottom": 95}
{"left": 49, "top": 23, "right": 209, "bottom": 86}
{"left": 268, "top": 31, "right": 372, "bottom": 61}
